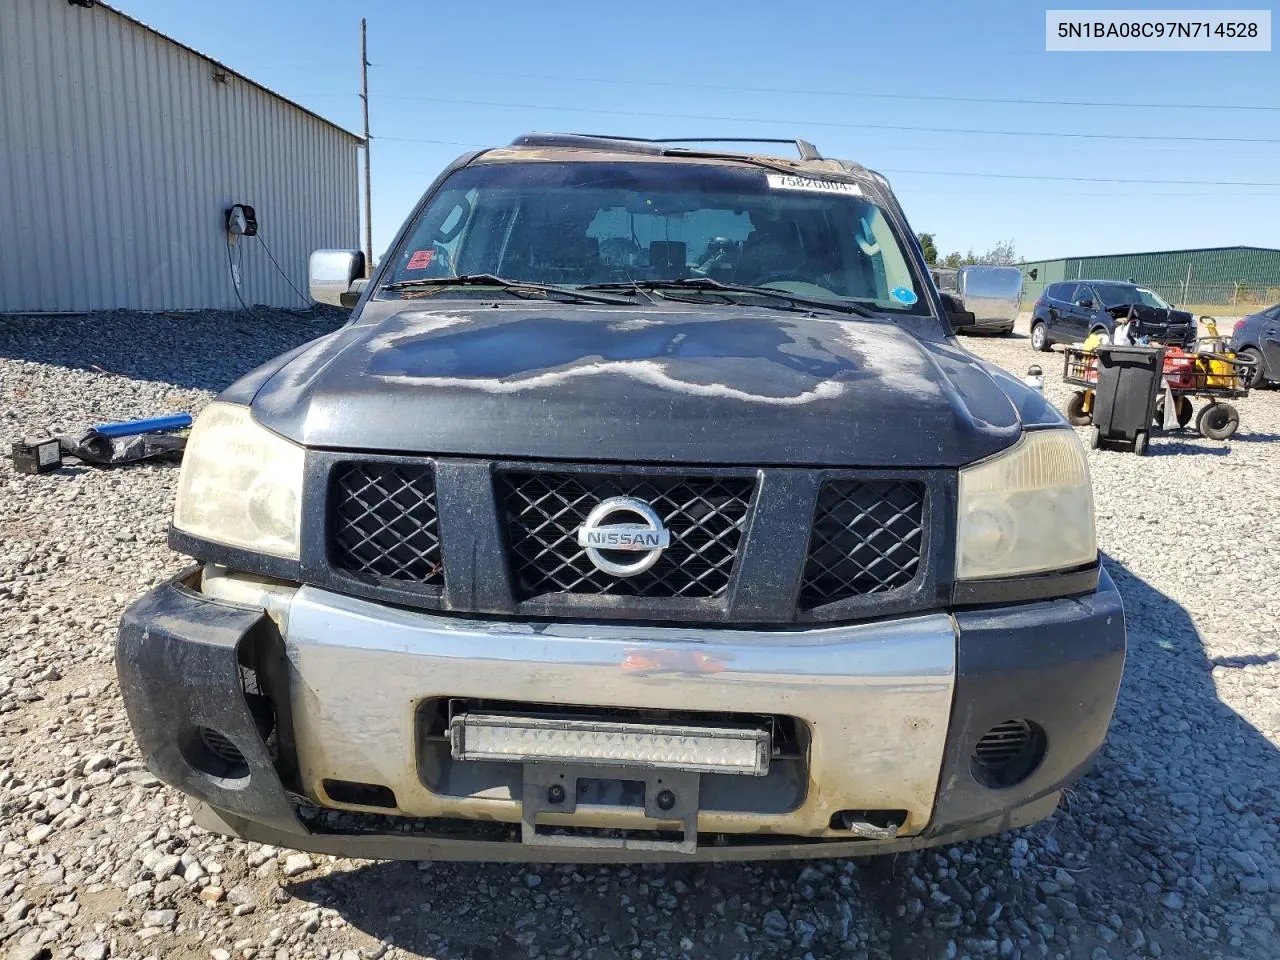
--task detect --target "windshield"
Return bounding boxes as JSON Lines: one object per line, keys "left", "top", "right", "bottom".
{"left": 380, "top": 161, "right": 929, "bottom": 314}
{"left": 1093, "top": 283, "right": 1171, "bottom": 310}
{"left": 1135, "top": 287, "right": 1171, "bottom": 309}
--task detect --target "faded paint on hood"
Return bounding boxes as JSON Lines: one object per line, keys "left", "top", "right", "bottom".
{"left": 249, "top": 304, "right": 1025, "bottom": 466}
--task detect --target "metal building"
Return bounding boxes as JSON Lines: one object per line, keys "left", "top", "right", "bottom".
{"left": 1018, "top": 246, "right": 1280, "bottom": 311}
{"left": 0, "top": 0, "right": 362, "bottom": 313}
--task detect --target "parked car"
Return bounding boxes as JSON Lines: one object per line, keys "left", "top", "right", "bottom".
{"left": 116, "top": 133, "right": 1125, "bottom": 863}
{"left": 949, "top": 265, "right": 1022, "bottom": 336}
{"left": 1030, "top": 280, "right": 1197, "bottom": 352}
{"left": 1228, "top": 303, "right": 1280, "bottom": 388}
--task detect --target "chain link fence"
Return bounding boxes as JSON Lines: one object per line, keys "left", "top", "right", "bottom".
{"left": 1140, "top": 282, "right": 1279, "bottom": 310}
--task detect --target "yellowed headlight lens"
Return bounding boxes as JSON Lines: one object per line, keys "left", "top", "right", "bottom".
{"left": 957, "top": 430, "right": 1096, "bottom": 579}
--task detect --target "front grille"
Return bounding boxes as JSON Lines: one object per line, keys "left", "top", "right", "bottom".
{"left": 330, "top": 462, "right": 444, "bottom": 586}
{"left": 497, "top": 471, "right": 754, "bottom": 599}
{"left": 799, "top": 479, "right": 925, "bottom": 607}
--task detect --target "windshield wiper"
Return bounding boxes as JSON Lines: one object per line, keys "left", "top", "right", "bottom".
{"left": 584, "top": 277, "right": 879, "bottom": 318}
{"left": 382, "top": 274, "right": 634, "bottom": 305}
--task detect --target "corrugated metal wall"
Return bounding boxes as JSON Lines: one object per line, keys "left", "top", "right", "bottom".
{"left": 0, "top": 0, "right": 359, "bottom": 313}
{"left": 1018, "top": 259, "right": 1066, "bottom": 302}
{"left": 1019, "top": 248, "right": 1280, "bottom": 306}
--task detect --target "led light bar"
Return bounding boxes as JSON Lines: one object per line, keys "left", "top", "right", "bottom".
{"left": 448, "top": 713, "right": 771, "bottom": 776}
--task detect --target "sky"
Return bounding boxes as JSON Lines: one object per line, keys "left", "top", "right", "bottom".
{"left": 118, "top": 0, "right": 1278, "bottom": 262}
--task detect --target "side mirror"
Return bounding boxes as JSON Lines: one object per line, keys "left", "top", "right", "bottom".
{"left": 1078, "top": 298, "right": 1094, "bottom": 309}
{"left": 309, "top": 249, "right": 366, "bottom": 307}
{"left": 1028, "top": 268, "right": 1039, "bottom": 280}
{"left": 939, "top": 292, "right": 977, "bottom": 329}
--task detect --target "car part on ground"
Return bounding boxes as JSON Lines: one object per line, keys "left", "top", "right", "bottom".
{"left": 9, "top": 413, "right": 192, "bottom": 473}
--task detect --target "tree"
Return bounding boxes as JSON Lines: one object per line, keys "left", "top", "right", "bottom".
{"left": 975, "top": 240, "right": 1018, "bottom": 266}
{"left": 938, "top": 241, "right": 1018, "bottom": 268}
{"left": 917, "top": 233, "right": 938, "bottom": 266}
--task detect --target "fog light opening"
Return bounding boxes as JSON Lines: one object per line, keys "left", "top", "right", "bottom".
{"left": 322, "top": 779, "right": 398, "bottom": 810}
{"left": 180, "top": 726, "right": 251, "bottom": 785}
{"left": 971, "top": 719, "right": 1046, "bottom": 789}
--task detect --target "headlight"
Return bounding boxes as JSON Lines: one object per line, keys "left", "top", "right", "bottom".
{"left": 173, "top": 402, "right": 304, "bottom": 559}
{"left": 956, "top": 429, "right": 1095, "bottom": 580}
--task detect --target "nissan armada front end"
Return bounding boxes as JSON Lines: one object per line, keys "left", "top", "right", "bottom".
{"left": 116, "top": 135, "right": 1125, "bottom": 861}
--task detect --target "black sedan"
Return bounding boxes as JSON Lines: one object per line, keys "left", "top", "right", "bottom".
{"left": 1229, "top": 304, "right": 1280, "bottom": 388}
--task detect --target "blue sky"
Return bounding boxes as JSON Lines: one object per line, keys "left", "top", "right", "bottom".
{"left": 121, "top": 0, "right": 1278, "bottom": 261}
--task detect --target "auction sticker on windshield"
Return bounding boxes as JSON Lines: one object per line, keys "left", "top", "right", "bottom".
{"left": 767, "top": 174, "right": 863, "bottom": 195}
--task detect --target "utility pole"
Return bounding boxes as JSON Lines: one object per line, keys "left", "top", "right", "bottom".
{"left": 360, "top": 18, "right": 372, "bottom": 276}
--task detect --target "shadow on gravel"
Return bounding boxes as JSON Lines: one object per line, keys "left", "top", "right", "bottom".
{"left": 0, "top": 307, "right": 348, "bottom": 394}
{"left": 864, "top": 554, "right": 1280, "bottom": 958}
{"left": 1223, "top": 432, "right": 1280, "bottom": 443}
{"left": 1144, "top": 440, "right": 1230, "bottom": 457}
{"left": 283, "top": 556, "right": 1279, "bottom": 959}
{"left": 1212, "top": 653, "right": 1278, "bottom": 668}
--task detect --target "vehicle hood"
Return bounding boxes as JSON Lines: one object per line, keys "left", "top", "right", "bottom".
{"left": 1105, "top": 302, "right": 1196, "bottom": 331}
{"left": 249, "top": 304, "right": 1026, "bottom": 467}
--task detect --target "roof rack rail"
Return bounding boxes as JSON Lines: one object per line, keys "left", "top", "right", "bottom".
{"left": 509, "top": 133, "right": 822, "bottom": 161}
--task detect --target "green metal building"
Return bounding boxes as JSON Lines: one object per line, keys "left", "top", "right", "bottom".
{"left": 1018, "top": 246, "right": 1280, "bottom": 310}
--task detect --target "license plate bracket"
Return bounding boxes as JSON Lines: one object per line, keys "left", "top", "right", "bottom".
{"left": 520, "top": 763, "right": 700, "bottom": 854}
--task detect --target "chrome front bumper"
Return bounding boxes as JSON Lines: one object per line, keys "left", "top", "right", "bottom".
{"left": 117, "top": 565, "right": 1126, "bottom": 860}
{"left": 283, "top": 584, "right": 957, "bottom": 838}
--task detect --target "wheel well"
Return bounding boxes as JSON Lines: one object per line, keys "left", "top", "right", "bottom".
{"left": 1239, "top": 345, "right": 1271, "bottom": 377}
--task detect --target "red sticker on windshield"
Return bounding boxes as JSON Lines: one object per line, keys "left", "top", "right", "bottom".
{"left": 406, "top": 249, "right": 435, "bottom": 270}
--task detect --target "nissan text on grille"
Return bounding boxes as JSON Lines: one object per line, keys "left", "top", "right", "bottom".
{"left": 115, "top": 135, "right": 1125, "bottom": 862}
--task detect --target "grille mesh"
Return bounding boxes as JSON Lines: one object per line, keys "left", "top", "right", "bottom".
{"left": 498, "top": 472, "right": 754, "bottom": 599}
{"left": 330, "top": 462, "right": 444, "bottom": 586}
{"left": 800, "top": 480, "right": 925, "bottom": 607}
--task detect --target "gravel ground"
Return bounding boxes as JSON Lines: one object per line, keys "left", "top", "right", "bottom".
{"left": 1, "top": 308, "right": 1277, "bottom": 960}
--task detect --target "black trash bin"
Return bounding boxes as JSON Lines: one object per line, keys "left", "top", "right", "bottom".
{"left": 1090, "top": 344, "right": 1165, "bottom": 455}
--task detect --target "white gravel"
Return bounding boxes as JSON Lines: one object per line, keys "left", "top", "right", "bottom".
{"left": 1, "top": 308, "right": 1277, "bottom": 960}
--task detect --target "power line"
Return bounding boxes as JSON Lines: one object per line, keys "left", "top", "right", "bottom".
{"left": 377, "top": 95, "right": 1280, "bottom": 145}
{"left": 882, "top": 168, "right": 1280, "bottom": 187}
{"left": 378, "top": 136, "right": 485, "bottom": 147}
{"left": 375, "top": 70, "right": 1280, "bottom": 113}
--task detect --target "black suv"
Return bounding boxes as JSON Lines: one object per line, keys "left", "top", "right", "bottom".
{"left": 115, "top": 134, "right": 1124, "bottom": 863}
{"left": 1030, "top": 280, "right": 1197, "bottom": 351}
